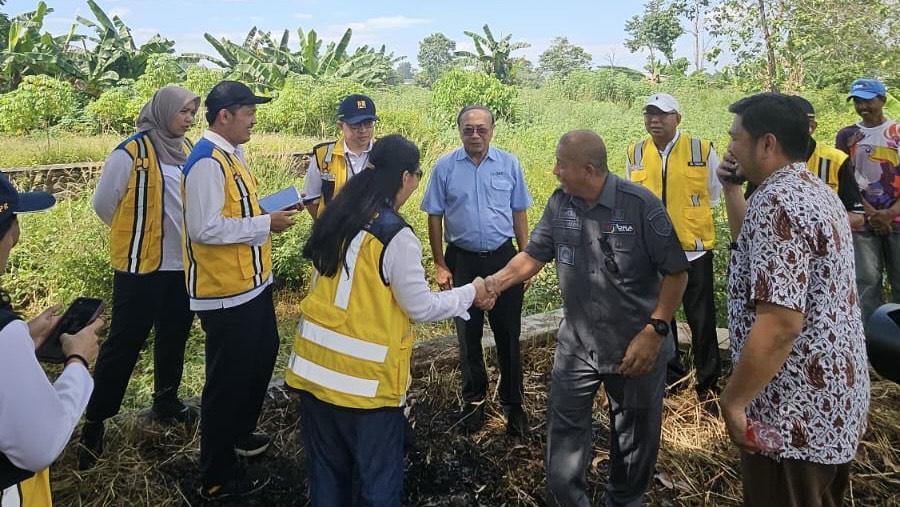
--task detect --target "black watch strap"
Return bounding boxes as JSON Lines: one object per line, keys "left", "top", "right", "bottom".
{"left": 649, "top": 318, "right": 669, "bottom": 336}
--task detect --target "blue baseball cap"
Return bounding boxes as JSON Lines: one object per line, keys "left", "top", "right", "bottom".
{"left": 337, "top": 94, "right": 378, "bottom": 124}
{"left": 0, "top": 173, "right": 55, "bottom": 226}
{"left": 847, "top": 79, "right": 887, "bottom": 100}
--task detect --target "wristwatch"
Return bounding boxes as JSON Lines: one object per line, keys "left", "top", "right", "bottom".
{"left": 649, "top": 318, "right": 669, "bottom": 336}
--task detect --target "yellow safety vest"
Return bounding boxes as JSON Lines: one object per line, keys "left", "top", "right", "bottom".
{"left": 284, "top": 208, "right": 414, "bottom": 409}
{"left": 312, "top": 137, "right": 374, "bottom": 214}
{"left": 1, "top": 469, "right": 51, "bottom": 507}
{"left": 182, "top": 139, "right": 272, "bottom": 299}
{"left": 108, "top": 133, "right": 193, "bottom": 274}
{"left": 807, "top": 143, "right": 847, "bottom": 193}
{"left": 627, "top": 135, "right": 715, "bottom": 251}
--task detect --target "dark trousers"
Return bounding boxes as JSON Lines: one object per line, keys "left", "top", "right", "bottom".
{"left": 299, "top": 392, "right": 405, "bottom": 507}
{"left": 740, "top": 452, "right": 851, "bottom": 507}
{"left": 197, "top": 286, "right": 279, "bottom": 487}
{"left": 86, "top": 270, "right": 193, "bottom": 422}
{"left": 546, "top": 348, "right": 667, "bottom": 507}
{"left": 446, "top": 240, "right": 524, "bottom": 406}
{"left": 667, "top": 252, "right": 721, "bottom": 393}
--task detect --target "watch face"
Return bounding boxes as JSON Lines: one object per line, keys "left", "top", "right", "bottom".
{"left": 652, "top": 319, "right": 668, "bottom": 336}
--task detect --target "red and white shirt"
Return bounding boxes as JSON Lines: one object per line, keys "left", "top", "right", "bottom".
{"left": 728, "top": 162, "right": 870, "bottom": 464}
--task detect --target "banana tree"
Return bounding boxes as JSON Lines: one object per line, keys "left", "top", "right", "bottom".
{"left": 58, "top": 0, "right": 176, "bottom": 96}
{"left": 456, "top": 24, "right": 530, "bottom": 84}
{"left": 0, "top": 1, "right": 68, "bottom": 91}
{"left": 191, "top": 26, "right": 400, "bottom": 90}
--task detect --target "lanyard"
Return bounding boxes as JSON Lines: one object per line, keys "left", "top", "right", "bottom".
{"left": 345, "top": 151, "right": 369, "bottom": 176}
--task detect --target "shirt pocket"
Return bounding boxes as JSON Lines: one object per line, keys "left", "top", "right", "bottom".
{"left": 551, "top": 219, "right": 582, "bottom": 267}
{"left": 685, "top": 166, "right": 708, "bottom": 193}
{"left": 629, "top": 169, "right": 648, "bottom": 184}
{"left": 488, "top": 174, "right": 513, "bottom": 208}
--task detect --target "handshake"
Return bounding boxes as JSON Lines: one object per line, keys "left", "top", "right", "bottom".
{"left": 471, "top": 275, "right": 502, "bottom": 311}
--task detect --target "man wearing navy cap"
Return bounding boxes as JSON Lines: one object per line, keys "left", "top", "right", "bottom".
{"left": 302, "top": 94, "right": 379, "bottom": 220}
{"left": 836, "top": 78, "right": 900, "bottom": 330}
{"left": 182, "top": 81, "right": 297, "bottom": 500}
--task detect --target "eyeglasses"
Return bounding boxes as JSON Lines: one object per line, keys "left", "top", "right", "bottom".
{"left": 411, "top": 169, "right": 423, "bottom": 178}
{"left": 598, "top": 234, "right": 620, "bottom": 274}
{"left": 461, "top": 126, "right": 491, "bottom": 137}
{"left": 642, "top": 111, "right": 676, "bottom": 119}
{"left": 347, "top": 120, "right": 376, "bottom": 131}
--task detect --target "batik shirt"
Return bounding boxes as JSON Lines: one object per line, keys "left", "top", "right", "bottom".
{"left": 728, "top": 162, "right": 870, "bottom": 464}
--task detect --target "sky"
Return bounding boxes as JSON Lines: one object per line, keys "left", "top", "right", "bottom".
{"left": 4, "top": 0, "right": 708, "bottom": 71}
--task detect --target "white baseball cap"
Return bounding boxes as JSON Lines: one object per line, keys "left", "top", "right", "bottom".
{"left": 644, "top": 93, "right": 680, "bottom": 113}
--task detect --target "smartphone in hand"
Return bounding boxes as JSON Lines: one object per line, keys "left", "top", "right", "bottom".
{"left": 35, "top": 297, "right": 104, "bottom": 364}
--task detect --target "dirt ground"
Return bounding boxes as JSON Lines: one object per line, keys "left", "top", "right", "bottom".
{"left": 52, "top": 340, "right": 900, "bottom": 506}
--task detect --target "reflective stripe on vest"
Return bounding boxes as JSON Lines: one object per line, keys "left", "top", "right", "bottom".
{"left": 182, "top": 142, "right": 272, "bottom": 299}
{"left": 628, "top": 135, "right": 715, "bottom": 251}
{"left": 127, "top": 136, "right": 150, "bottom": 273}
{"left": 284, "top": 213, "right": 413, "bottom": 409}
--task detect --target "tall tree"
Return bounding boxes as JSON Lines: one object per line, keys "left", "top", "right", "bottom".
{"left": 415, "top": 32, "right": 456, "bottom": 87}
{"left": 395, "top": 61, "right": 413, "bottom": 81}
{"left": 456, "top": 24, "right": 530, "bottom": 84}
{"left": 538, "top": 37, "right": 592, "bottom": 78}
{"left": 708, "top": 0, "right": 899, "bottom": 89}
{"left": 672, "top": 0, "right": 713, "bottom": 72}
{"left": 624, "top": 0, "right": 685, "bottom": 79}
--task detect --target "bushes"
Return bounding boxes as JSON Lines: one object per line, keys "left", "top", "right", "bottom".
{"left": 256, "top": 76, "right": 366, "bottom": 137}
{"left": 430, "top": 70, "right": 518, "bottom": 125}
{"left": 545, "top": 68, "right": 651, "bottom": 107}
{"left": 0, "top": 76, "right": 79, "bottom": 134}
{"left": 86, "top": 86, "right": 141, "bottom": 133}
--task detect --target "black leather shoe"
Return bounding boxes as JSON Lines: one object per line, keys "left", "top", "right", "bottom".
{"left": 505, "top": 405, "right": 529, "bottom": 437}
{"left": 459, "top": 402, "right": 485, "bottom": 433}
{"left": 77, "top": 420, "right": 105, "bottom": 470}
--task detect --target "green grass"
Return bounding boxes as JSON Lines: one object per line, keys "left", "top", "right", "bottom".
{"left": 3, "top": 82, "right": 861, "bottom": 411}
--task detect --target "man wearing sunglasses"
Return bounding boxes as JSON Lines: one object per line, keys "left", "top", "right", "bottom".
{"left": 302, "top": 94, "right": 379, "bottom": 220}
{"left": 485, "top": 129, "right": 688, "bottom": 506}
{"left": 421, "top": 105, "right": 533, "bottom": 437}
{"left": 625, "top": 93, "right": 723, "bottom": 409}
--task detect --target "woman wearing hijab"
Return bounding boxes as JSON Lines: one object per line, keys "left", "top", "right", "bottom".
{"left": 78, "top": 86, "right": 200, "bottom": 470}
{"left": 284, "top": 135, "right": 491, "bottom": 505}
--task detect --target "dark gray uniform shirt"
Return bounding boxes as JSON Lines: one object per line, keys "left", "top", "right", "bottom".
{"left": 525, "top": 173, "right": 689, "bottom": 373}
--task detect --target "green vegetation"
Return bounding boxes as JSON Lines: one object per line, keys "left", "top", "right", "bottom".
{"left": 0, "top": 0, "right": 878, "bottom": 413}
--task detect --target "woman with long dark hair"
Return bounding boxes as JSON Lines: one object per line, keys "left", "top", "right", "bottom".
{"left": 284, "top": 134, "right": 490, "bottom": 505}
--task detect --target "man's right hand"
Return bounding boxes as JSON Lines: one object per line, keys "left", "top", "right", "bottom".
{"left": 61, "top": 318, "right": 104, "bottom": 365}
{"left": 717, "top": 152, "right": 746, "bottom": 187}
{"left": 436, "top": 264, "right": 453, "bottom": 290}
{"left": 269, "top": 210, "right": 298, "bottom": 233}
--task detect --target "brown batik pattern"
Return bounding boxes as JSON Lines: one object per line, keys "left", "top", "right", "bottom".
{"left": 728, "top": 163, "right": 870, "bottom": 464}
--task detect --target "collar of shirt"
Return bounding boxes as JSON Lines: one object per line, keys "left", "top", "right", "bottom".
{"left": 654, "top": 131, "right": 681, "bottom": 157}
{"left": 203, "top": 129, "right": 238, "bottom": 154}
{"left": 454, "top": 145, "right": 498, "bottom": 164}
{"left": 342, "top": 139, "right": 373, "bottom": 158}
{"left": 569, "top": 173, "right": 619, "bottom": 211}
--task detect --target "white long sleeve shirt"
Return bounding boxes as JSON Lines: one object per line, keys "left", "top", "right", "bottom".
{"left": 183, "top": 130, "right": 272, "bottom": 311}
{"left": 92, "top": 149, "right": 187, "bottom": 271}
{"left": 382, "top": 227, "right": 475, "bottom": 322}
{"left": 0, "top": 321, "right": 93, "bottom": 472}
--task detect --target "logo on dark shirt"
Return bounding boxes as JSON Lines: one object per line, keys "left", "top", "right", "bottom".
{"left": 601, "top": 222, "right": 635, "bottom": 234}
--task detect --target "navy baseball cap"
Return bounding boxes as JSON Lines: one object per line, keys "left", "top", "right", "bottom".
{"left": 847, "top": 79, "right": 887, "bottom": 100}
{"left": 0, "top": 173, "right": 55, "bottom": 226}
{"left": 337, "top": 94, "right": 378, "bottom": 124}
{"left": 205, "top": 80, "right": 271, "bottom": 116}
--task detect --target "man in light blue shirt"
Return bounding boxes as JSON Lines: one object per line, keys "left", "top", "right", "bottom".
{"left": 421, "top": 105, "right": 533, "bottom": 436}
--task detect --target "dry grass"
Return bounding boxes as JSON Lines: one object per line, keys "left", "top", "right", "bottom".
{"left": 51, "top": 340, "right": 900, "bottom": 506}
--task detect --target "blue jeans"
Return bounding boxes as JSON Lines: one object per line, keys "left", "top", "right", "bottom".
{"left": 853, "top": 231, "right": 900, "bottom": 331}
{"left": 299, "top": 391, "right": 405, "bottom": 506}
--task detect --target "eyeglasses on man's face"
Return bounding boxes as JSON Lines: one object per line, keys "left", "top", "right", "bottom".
{"left": 347, "top": 120, "right": 376, "bottom": 131}
{"left": 461, "top": 126, "right": 491, "bottom": 137}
